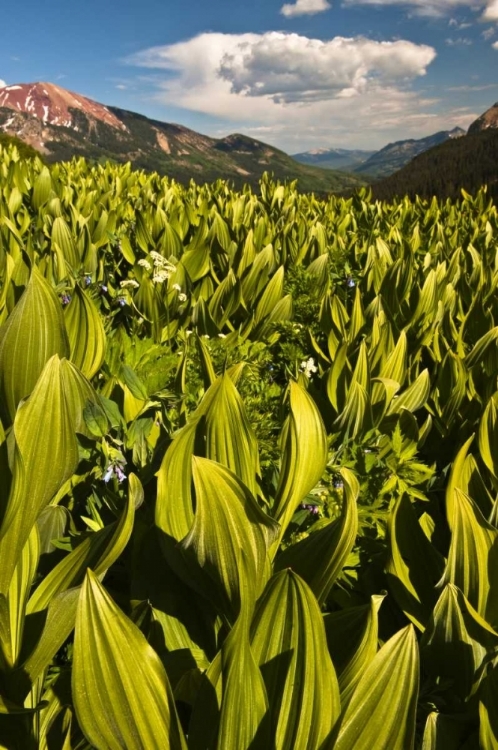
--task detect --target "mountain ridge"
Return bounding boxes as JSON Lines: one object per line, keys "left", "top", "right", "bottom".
{"left": 0, "top": 81, "right": 364, "bottom": 194}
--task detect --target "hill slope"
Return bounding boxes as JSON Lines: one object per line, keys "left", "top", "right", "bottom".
{"left": 0, "top": 81, "right": 365, "bottom": 194}
{"left": 372, "top": 127, "right": 498, "bottom": 202}
{"left": 353, "top": 128, "right": 466, "bottom": 179}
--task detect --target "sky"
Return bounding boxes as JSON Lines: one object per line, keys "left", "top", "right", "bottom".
{"left": 1, "top": 0, "right": 498, "bottom": 153}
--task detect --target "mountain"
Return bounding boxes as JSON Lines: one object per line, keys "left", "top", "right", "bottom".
{"left": 353, "top": 128, "right": 466, "bottom": 179}
{"left": 291, "top": 147, "right": 375, "bottom": 171}
{"left": 0, "top": 81, "right": 365, "bottom": 194}
{"left": 468, "top": 102, "right": 498, "bottom": 135}
{"left": 372, "top": 127, "right": 498, "bottom": 203}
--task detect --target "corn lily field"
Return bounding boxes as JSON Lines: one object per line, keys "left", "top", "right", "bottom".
{"left": 1, "top": 143, "right": 498, "bottom": 748}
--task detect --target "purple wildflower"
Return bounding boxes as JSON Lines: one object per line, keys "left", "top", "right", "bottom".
{"left": 303, "top": 504, "right": 320, "bottom": 515}
{"left": 346, "top": 277, "right": 356, "bottom": 288}
{"left": 103, "top": 462, "right": 127, "bottom": 483}
{"left": 100, "top": 284, "right": 108, "bottom": 293}
{"left": 84, "top": 275, "right": 92, "bottom": 287}
{"left": 117, "top": 298, "right": 126, "bottom": 307}
{"left": 61, "top": 293, "right": 71, "bottom": 305}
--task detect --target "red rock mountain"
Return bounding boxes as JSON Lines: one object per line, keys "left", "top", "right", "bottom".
{"left": 468, "top": 102, "right": 498, "bottom": 135}
{"left": 0, "top": 80, "right": 366, "bottom": 194}
{"left": 0, "top": 82, "right": 126, "bottom": 132}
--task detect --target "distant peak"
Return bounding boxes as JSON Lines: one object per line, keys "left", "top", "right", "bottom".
{"left": 0, "top": 81, "right": 127, "bottom": 132}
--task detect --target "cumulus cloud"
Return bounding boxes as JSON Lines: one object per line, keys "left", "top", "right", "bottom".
{"left": 130, "top": 32, "right": 436, "bottom": 105}
{"left": 484, "top": 0, "right": 498, "bottom": 19}
{"left": 0, "top": 80, "right": 6, "bottom": 88}
{"left": 493, "top": 39, "right": 498, "bottom": 45}
{"left": 343, "top": 0, "right": 498, "bottom": 19}
{"left": 125, "top": 31, "right": 466, "bottom": 151}
{"left": 280, "top": 0, "right": 331, "bottom": 17}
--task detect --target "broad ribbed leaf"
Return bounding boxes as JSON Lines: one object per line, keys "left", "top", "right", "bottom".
{"left": 0, "top": 356, "right": 79, "bottom": 594}
{"left": 386, "top": 495, "right": 445, "bottom": 630}
{"left": 181, "top": 457, "right": 278, "bottom": 619}
{"left": 324, "top": 595, "right": 384, "bottom": 707}
{"left": 329, "top": 626, "right": 419, "bottom": 750}
{"left": 440, "top": 489, "right": 498, "bottom": 619}
{"left": 480, "top": 661, "right": 498, "bottom": 749}
{"left": 421, "top": 584, "right": 498, "bottom": 702}
{"left": 275, "top": 467, "right": 358, "bottom": 605}
{"left": 251, "top": 569, "right": 341, "bottom": 750}
{"left": 27, "top": 474, "right": 139, "bottom": 613}
{"left": 272, "top": 380, "right": 327, "bottom": 550}
{"left": 156, "top": 374, "right": 261, "bottom": 580}
{"left": 387, "top": 369, "right": 430, "bottom": 415}
{"left": 0, "top": 267, "right": 69, "bottom": 421}
{"left": 72, "top": 570, "right": 187, "bottom": 750}
{"left": 64, "top": 284, "right": 106, "bottom": 379}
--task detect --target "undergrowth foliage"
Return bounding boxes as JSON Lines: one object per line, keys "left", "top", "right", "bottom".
{"left": 0, "top": 142, "right": 498, "bottom": 748}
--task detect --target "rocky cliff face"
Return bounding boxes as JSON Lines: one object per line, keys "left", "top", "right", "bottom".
{"left": 468, "top": 103, "right": 498, "bottom": 135}
{"left": 0, "top": 82, "right": 126, "bottom": 131}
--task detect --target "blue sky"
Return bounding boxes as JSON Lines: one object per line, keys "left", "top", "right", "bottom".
{"left": 1, "top": 0, "right": 498, "bottom": 152}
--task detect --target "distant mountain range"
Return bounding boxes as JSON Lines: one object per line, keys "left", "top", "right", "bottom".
{"left": 372, "top": 103, "right": 498, "bottom": 202}
{"left": 0, "top": 82, "right": 364, "bottom": 195}
{"left": 291, "top": 147, "right": 376, "bottom": 171}
{"left": 293, "top": 128, "right": 466, "bottom": 179}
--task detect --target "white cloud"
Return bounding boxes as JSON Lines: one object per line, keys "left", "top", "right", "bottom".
{"left": 493, "top": 39, "right": 498, "bottom": 45}
{"left": 445, "top": 35, "right": 473, "bottom": 43}
{"left": 484, "top": 0, "right": 498, "bottom": 19}
{"left": 280, "top": 0, "right": 331, "bottom": 17}
{"left": 482, "top": 25, "right": 496, "bottom": 37}
{"left": 343, "top": 1, "right": 498, "bottom": 19}
{"left": 130, "top": 32, "right": 436, "bottom": 105}
{"left": 126, "top": 32, "right": 467, "bottom": 151}
{"left": 0, "top": 80, "right": 6, "bottom": 88}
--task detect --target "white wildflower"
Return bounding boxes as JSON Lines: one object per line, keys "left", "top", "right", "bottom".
{"left": 202, "top": 335, "right": 210, "bottom": 340}
{"left": 150, "top": 250, "right": 176, "bottom": 272}
{"left": 152, "top": 270, "right": 171, "bottom": 284}
{"left": 120, "top": 279, "right": 140, "bottom": 289}
{"left": 218, "top": 333, "right": 226, "bottom": 338}
{"left": 172, "top": 283, "right": 181, "bottom": 292}
{"left": 300, "top": 357, "right": 318, "bottom": 379}
{"left": 138, "top": 258, "right": 151, "bottom": 270}
{"left": 186, "top": 329, "right": 193, "bottom": 337}
{"left": 178, "top": 293, "right": 187, "bottom": 302}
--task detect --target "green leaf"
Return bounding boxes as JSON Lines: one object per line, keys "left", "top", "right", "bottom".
{"left": 181, "top": 457, "right": 278, "bottom": 620}
{"left": 387, "top": 369, "right": 430, "bottom": 415}
{"left": 27, "top": 474, "right": 139, "bottom": 614}
{"left": 64, "top": 284, "right": 106, "bottom": 379}
{"left": 271, "top": 380, "right": 327, "bottom": 550}
{"left": 72, "top": 570, "right": 187, "bottom": 750}
{"left": 251, "top": 569, "right": 341, "bottom": 750}
{"left": 275, "top": 467, "right": 358, "bottom": 605}
{"left": 421, "top": 584, "right": 498, "bottom": 702}
{"left": 328, "top": 625, "right": 419, "bottom": 750}
{"left": 440, "top": 489, "right": 498, "bottom": 619}
{"left": 480, "top": 661, "right": 498, "bottom": 749}
{"left": 386, "top": 495, "right": 445, "bottom": 631}
{"left": 0, "top": 267, "right": 70, "bottom": 422}
{"left": 324, "top": 595, "right": 384, "bottom": 707}
{"left": 0, "top": 355, "right": 79, "bottom": 595}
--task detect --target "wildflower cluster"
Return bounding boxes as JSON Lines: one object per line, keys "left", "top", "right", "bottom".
{"left": 300, "top": 357, "right": 318, "bottom": 378}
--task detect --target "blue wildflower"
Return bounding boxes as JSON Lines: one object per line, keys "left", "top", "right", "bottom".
{"left": 103, "top": 466, "right": 114, "bottom": 483}
{"left": 117, "top": 298, "right": 126, "bottom": 307}
{"left": 84, "top": 275, "right": 92, "bottom": 287}
{"left": 100, "top": 284, "right": 108, "bottom": 293}
{"left": 346, "top": 277, "right": 356, "bottom": 288}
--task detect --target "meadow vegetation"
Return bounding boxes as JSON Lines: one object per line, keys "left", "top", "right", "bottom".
{"left": 0, "top": 144, "right": 498, "bottom": 748}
